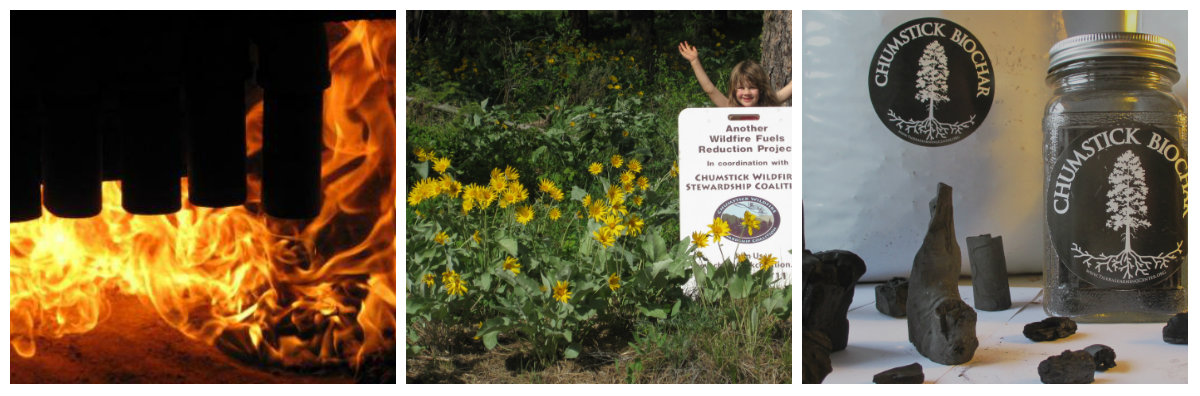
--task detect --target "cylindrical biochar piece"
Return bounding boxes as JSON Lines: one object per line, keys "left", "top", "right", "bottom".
{"left": 255, "top": 19, "right": 330, "bottom": 219}
{"left": 119, "top": 88, "right": 184, "bottom": 214}
{"left": 967, "top": 234, "right": 1012, "bottom": 311}
{"left": 11, "top": 35, "right": 42, "bottom": 222}
{"left": 184, "top": 16, "right": 249, "bottom": 208}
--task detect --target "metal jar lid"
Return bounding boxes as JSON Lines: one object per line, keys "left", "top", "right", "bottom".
{"left": 1048, "top": 32, "right": 1176, "bottom": 71}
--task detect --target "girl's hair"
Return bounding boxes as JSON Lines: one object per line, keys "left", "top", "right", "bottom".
{"left": 726, "top": 60, "right": 781, "bottom": 107}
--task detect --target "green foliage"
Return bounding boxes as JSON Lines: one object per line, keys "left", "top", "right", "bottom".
{"left": 406, "top": 11, "right": 786, "bottom": 372}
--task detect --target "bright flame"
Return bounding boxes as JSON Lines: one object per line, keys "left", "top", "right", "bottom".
{"left": 9, "top": 20, "right": 396, "bottom": 370}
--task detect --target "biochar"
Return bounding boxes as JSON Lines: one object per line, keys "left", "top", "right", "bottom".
{"left": 1023, "top": 317, "right": 1077, "bottom": 342}
{"left": 1038, "top": 350, "right": 1095, "bottom": 384}
{"left": 875, "top": 277, "right": 908, "bottom": 318}
{"left": 1163, "top": 312, "right": 1187, "bottom": 344}
{"left": 873, "top": 362, "right": 924, "bottom": 384}
{"left": 802, "top": 249, "right": 866, "bottom": 351}
{"left": 906, "top": 183, "right": 978, "bottom": 365}
{"left": 1082, "top": 344, "right": 1117, "bottom": 371}
{"left": 966, "top": 234, "right": 1011, "bottom": 311}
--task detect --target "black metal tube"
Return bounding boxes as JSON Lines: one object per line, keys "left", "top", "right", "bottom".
{"left": 115, "top": 16, "right": 185, "bottom": 215}
{"left": 262, "top": 91, "right": 324, "bottom": 219}
{"left": 119, "top": 88, "right": 184, "bottom": 215}
{"left": 11, "top": 34, "right": 42, "bottom": 222}
{"left": 255, "top": 20, "right": 330, "bottom": 219}
{"left": 184, "top": 17, "right": 250, "bottom": 208}
{"left": 41, "top": 93, "right": 103, "bottom": 218}
{"left": 37, "top": 16, "right": 103, "bottom": 218}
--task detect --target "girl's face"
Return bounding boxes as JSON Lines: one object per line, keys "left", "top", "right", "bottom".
{"left": 734, "top": 82, "right": 759, "bottom": 106}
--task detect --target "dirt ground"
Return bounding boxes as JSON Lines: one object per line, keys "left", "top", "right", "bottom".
{"left": 10, "top": 294, "right": 356, "bottom": 384}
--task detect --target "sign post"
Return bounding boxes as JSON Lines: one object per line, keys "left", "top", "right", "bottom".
{"left": 678, "top": 107, "right": 792, "bottom": 285}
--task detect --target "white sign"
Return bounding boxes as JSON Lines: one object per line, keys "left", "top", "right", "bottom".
{"left": 678, "top": 107, "right": 793, "bottom": 285}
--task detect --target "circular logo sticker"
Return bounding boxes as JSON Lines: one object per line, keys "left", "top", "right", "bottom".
{"left": 713, "top": 196, "right": 780, "bottom": 244}
{"left": 867, "top": 17, "right": 994, "bottom": 146}
{"left": 1046, "top": 122, "right": 1187, "bottom": 289}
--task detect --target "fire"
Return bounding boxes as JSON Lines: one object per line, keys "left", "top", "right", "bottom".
{"left": 9, "top": 20, "right": 396, "bottom": 371}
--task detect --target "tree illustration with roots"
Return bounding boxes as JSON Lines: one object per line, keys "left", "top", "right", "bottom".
{"left": 888, "top": 40, "right": 975, "bottom": 141}
{"left": 1072, "top": 150, "right": 1183, "bottom": 279}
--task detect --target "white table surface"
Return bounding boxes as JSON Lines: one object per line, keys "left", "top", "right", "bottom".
{"left": 821, "top": 284, "right": 1188, "bottom": 383}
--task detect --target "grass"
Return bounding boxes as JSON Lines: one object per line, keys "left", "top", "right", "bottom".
{"left": 405, "top": 296, "right": 791, "bottom": 384}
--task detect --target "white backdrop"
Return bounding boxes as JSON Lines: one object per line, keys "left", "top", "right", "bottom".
{"left": 801, "top": 10, "right": 1188, "bottom": 282}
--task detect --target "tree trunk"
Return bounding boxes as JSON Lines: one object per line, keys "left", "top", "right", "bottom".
{"left": 760, "top": 10, "right": 792, "bottom": 106}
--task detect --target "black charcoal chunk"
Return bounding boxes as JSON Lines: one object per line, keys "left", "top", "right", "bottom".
{"left": 906, "top": 183, "right": 978, "bottom": 365}
{"left": 1038, "top": 350, "right": 1095, "bottom": 384}
{"left": 966, "top": 234, "right": 1012, "bottom": 311}
{"left": 802, "top": 249, "right": 866, "bottom": 351}
{"left": 1163, "top": 312, "right": 1187, "bottom": 344}
{"left": 875, "top": 277, "right": 908, "bottom": 318}
{"left": 802, "top": 329, "right": 833, "bottom": 384}
{"left": 1023, "top": 317, "right": 1077, "bottom": 342}
{"left": 1082, "top": 344, "right": 1116, "bottom": 371}
{"left": 873, "top": 362, "right": 924, "bottom": 384}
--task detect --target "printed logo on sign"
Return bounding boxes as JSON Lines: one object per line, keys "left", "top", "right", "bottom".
{"left": 713, "top": 196, "right": 780, "bottom": 244}
{"left": 867, "top": 17, "right": 994, "bottom": 146}
{"left": 1047, "top": 122, "right": 1188, "bottom": 289}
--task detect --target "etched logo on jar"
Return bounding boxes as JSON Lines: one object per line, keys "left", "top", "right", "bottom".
{"left": 867, "top": 17, "right": 994, "bottom": 146}
{"left": 1047, "top": 122, "right": 1188, "bottom": 289}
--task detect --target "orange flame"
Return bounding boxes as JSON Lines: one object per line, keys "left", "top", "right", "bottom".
{"left": 9, "top": 20, "right": 396, "bottom": 370}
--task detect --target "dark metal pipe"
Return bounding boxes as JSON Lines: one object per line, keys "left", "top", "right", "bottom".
{"left": 255, "top": 20, "right": 330, "bottom": 219}
{"left": 184, "top": 16, "right": 250, "bottom": 208}
{"left": 11, "top": 33, "right": 42, "bottom": 222}
{"left": 119, "top": 88, "right": 184, "bottom": 215}
{"left": 37, "top": 17, "right": 103, "bottom": 218}
{"left": 115, "top": 16, "right": 185, "bottom": 215}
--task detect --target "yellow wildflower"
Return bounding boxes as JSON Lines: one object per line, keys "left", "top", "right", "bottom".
{"left": 442, "top": 270, "right": 468, "bottom": 296}
{"left": 593, "top": 226, "right": 619, "bottom": 248}
{"left": 590, "top": 112, "right": 597, "bottom": 119}
{"left": 504, "top": 165, "right": 520, "bottom": 181}
{"left": 538, "top": 178, "right": 557, "bottom": 194}
{"left": 670, "top": 161, "right": 679, "bottom": 178}
{"left": 587, "top": 200, "right": 609, "bottom": 220}
{"left": 423, "top": 273, "right": 436, "bottom": 287}
{"left": 632, "top": 195, "right": 643, "bottom": 206}
{"left": 547, "top": 57, "right": 555, "bottom": 64}
{"left": 570, "top": 121, "right": 576, "bottom": 127}
{"left": 515, "top": 205, "right": 534, "bottom": 225}
{"left": 742, "top": 210, "right": 762, "bottom": 236}
{"left": 620, "top": 170, "right": 636, "bottom": 186}
{"left": 626, "top": 214, "right": 644, "bottom": 237}
{"left": 611, "top": 154, "right": 624, "bottom": 169}
{"left": 737, "top": 253, "right": 748, "bottom": 263}
{"left": 614, "top": 84, "right": 621, "bottom": 90}
{"left": 610, "top": 75, "right": 618, "bottom": 83}
{"left": 503, "top": 256, "right": 522, "bottom": 274}
{"left": 637, "top": 176, "right": 649, "bottom": 191}
{"left": 472, "top": 230, "right": 481, "bottom": 244}
{"left": 607, "top": 273, "right": 621, "bottom": 292}
{"left": 760, "top": 254, "right": 778, "bottom": 271}
{"left": 622, "top": 130, "right": 629, "bottom": 137}
{"left": 582, "top": 194, "right": 592, "bottom": 208}
{"left": 638, "top": 91, "right": 644, "bottom": 96}
{"left": 548, "top": 187, "right": 564, "bottom": 201}
{"left": 589, "top": 162, "right": 603, "bottom": 175}
{"left": 691, "top": 231, "right": 709, "bottom": 248}
{"left": 549, "top": 207, "right": 562, "bottom": 221}
{"left": 552, "top": 280, "right": 572, "bottom": 303}
{"left": 709, "top": 217, "right": 731, "bottom": 242}
{"left": 627, "top": 159, "right": 642, "bottom": 173}
{"left": 434, "top": 231, "right": 449, "bottom": 245}
{"left": 439, "top": 175, "right": 462, "bottom": 198}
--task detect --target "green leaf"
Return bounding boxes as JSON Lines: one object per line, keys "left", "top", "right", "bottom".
{"left": 571, "top": 186, "right": 588, "bottom": 201}
{"left": 499, "top": 238, "right": 518, "bottom": 256}
{"left": 482, "top": 330, "right": 499, "bottom": 350}
{"left": 564, "top": 344, "right": 581, "bottom": 359}
{"left": 640, "top": 307, "right": 667, "bottom": 319}
{"left": 414, "top": 161, "right": 429, "bottom": 179}
{"left": 729, "top": 276, "right": 750, "bottom": 300}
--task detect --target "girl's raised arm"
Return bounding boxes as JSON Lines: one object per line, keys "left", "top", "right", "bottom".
{"left": 776, "top": 80, "right": 792, "bottom": 103}
{"left": 678, "top": 41, "right": 730, "bottom": 107}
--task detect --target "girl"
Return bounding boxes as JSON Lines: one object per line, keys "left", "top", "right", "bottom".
{"left": 677, "top": 41, "right": 792, "bottom": 107}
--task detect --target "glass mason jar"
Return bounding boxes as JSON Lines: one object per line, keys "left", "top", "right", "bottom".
{"left": 1043, "top": 32, "right": 1187, "bottom": 322}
